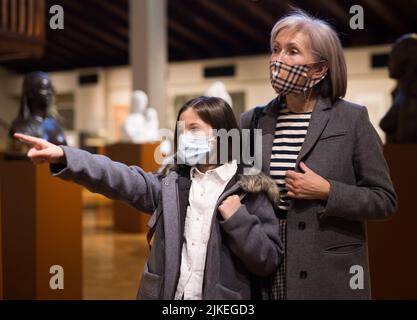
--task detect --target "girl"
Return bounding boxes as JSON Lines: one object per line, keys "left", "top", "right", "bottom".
{"left": 14, "top": 96, "right": 283, "bottom": 300}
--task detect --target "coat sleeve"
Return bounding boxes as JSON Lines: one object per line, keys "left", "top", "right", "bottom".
{"left": 49, "top": 145, "right": 162, "bottom": 213}
{"left": 321, "top": 107, "right": 397, "bottom": 221}
{"left": 219, "top": 192, "right": 283, "bottom": 276}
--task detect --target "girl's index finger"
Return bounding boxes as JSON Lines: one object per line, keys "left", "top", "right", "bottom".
{"left": 13, "top": 133, "right": 47, "bottom": 149}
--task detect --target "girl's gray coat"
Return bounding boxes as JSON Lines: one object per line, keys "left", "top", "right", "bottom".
{"left": 50, "top": 146, "right": 284, "bottom": 300}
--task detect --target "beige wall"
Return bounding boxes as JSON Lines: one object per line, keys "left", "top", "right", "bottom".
{"left": 166, "top": 45, "right": 396, "bottom": 141}
{"left": 0, "top": 44, "right": 396, "bottom": 150}
{"left": 344, "top": 45, "right": 396, "bottom": 140}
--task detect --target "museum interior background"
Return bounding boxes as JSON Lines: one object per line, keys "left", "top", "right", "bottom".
{"left": 0, "top": 0, "right": 416, "bottom": 299}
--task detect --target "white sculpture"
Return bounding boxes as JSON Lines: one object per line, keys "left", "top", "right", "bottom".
{"left": 205, "top": 81, "right": 233, "bottom": 108}
{"left": 121, "top": 90, "right": 159, "bottom": 144}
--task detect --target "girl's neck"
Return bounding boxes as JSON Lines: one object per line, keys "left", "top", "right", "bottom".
{"left": 197, "top": 164, "right": 218, "bottom": 173}
{"left": 285, "top": 92, "right": 317, "bottom": 113}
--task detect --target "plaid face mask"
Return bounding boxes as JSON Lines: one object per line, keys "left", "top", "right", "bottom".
{"left": 270, "top": 60, "right": 327, "bottom": 96}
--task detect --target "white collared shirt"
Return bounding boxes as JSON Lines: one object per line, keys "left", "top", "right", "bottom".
{"left": 174, "top": 160, "right": 238, "bottom": 300}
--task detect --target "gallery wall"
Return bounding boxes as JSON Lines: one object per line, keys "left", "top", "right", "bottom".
{"left": 0, "top": 43, "right": 395, "bottom": 150}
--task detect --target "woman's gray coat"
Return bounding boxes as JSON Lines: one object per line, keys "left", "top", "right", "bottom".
{"left": 240, "top": 96, "right": 397, "bottom": 299}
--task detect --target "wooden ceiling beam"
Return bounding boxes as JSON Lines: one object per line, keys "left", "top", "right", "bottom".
{"left": 168, "top": 37, "right": 196, "bottom": 60}
{"left": 46, "top": 42, "right": 79, "bottom": 62}
{"left": 168, "top": 19, "right": 218, "bottom": 55}
{"left": 364, "top": 0, "right": 408, "bottom": 34}
{"left": 54, "top": 23, "right": 124, "bottom": 59}
{"left": 311, "top": 0, "right": 350, "bottom": 24}
{"left": 197, "top": 0, "right": 266, "bottom": 46}
{"left": 237, "top": 0, "right": 276, "bottom": 26}
{"left": 82, "top": 0, "right": 128, "bottom": 40}
{"left": 190, "top": 15, "right": 245, "bottom": 50}
{"left": 47, "top": 34, "right": 108, "bottom": 65}
{"left": 61, "top": 11, "right": 127, "bottom": 52}
{"left": 85, "top": 0, "right": 128, "bottom": 22}
{"left": 54, "top": 0, "right": 127, "bottom": 51}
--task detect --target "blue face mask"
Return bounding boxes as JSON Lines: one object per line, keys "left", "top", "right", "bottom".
{"left": 177, "top": 134, "right": 214, "bottom": 166}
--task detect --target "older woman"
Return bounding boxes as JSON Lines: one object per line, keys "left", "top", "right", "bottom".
{"left": 240, "top": 10, "right": 397, "bottom": 300}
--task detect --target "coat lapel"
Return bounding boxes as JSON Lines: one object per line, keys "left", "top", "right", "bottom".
{"left": 213, "top": 178, "right": 241, "bottom": 212}
{"left": 161, "top": 173, "right": 182, "bottom": 299}
{"left": 257, "top": 98, "right": 280, "bottom": 174}
{"left": 257, "top": 96, "right": 333, "bottom": 173}
{"left": 295, "top": 96, "right": 332, "bottom": 169}
{"left": 178, "top": 175, "right": 191, "bottom": 241}
{"left": 203, "top": 174, "right": 241, "bottom": 297}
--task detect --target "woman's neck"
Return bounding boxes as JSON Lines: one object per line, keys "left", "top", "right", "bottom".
{"left": 285, "top": 92, "right": 317, "bottom": 113}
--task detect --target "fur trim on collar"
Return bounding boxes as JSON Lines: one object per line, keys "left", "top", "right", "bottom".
{"left": 158, "top": 161, "right": 280, "bottom": 208}
{"left": 238, "top": 172, "right": 280, "bottom": 209}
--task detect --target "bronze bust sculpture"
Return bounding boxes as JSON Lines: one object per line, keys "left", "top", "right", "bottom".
{"left": 380, "top": 33, "right": 417, "bottom": 143}
{"left": 8, "top": 71, "right": 67, "bottom": 154}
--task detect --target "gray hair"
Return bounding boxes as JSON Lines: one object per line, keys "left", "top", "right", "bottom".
{"left": 270, "top": 9, "right": 347, "bottom": 101}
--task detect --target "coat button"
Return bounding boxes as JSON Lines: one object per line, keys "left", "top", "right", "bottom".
{"left": 164, "top": 181, "right": 169, "bottom": 186}
{"left": 300, "top": 271, "right": 308, "bottom": 279}
{"left": 298, "top": 222, "right": 306, "bottom": 230}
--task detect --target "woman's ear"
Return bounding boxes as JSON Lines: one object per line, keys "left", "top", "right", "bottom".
{"left": 311, "top": 62, "right": 329, "bottom": 79}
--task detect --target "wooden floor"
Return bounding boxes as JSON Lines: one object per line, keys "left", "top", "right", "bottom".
{"left": 82, "top": 202, "right": 149, "bottom": 300}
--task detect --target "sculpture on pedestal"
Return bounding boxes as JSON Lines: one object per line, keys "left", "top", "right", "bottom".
{"left": 121, "top": 90, "right": 160, "bottom": 143}
{"left": 121, "top": 90, "right": 172, "bottom": 156}
{"left": 380, "top": 33, "right": 417, "bottom": 143}
{"left": 8, "top": 71, "right": 67, "bottom": 155}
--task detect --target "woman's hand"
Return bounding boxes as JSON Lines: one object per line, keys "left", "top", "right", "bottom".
{"left": 218, "top": 195, "right": 241, "bottom": 220}
{"left": 285, "top": 162, "right": 330, "bottom": 200}
{"left": 13, "top": 133, "right": 65, "bottom": 165}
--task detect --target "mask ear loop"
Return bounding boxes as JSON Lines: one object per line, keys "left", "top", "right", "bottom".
{"left": 303, "top": 87, "right": 314, "bottom": 101}
{"left": 303, "top": 59, "right": 328, "bottom": 101}
{"left": 303, "top": 65, "right": 314, "bottom": 101}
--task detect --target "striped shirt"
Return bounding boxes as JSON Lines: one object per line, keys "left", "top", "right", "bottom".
{"left": 269, "top": 104, "right": 312, "bottom": 213}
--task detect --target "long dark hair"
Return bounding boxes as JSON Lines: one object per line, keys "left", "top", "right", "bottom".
{"left": 174, "top": 96, "right": 239, "bottom": 169}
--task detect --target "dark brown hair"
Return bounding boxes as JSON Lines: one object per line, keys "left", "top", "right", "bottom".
{"left": 174, "top": 96, "right": 239, "bottom": 167}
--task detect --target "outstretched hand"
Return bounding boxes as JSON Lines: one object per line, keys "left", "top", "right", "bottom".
{"left": 13, "top": 133, "right": 65, "bottom": 165}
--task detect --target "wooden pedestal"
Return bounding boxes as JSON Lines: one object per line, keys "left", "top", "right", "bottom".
{"left": 0, "top": 159, "right": 82, "bottom": 299}
{"left": 0, "top": 184, "right": 3, "bottom": 299}
{"left": 105, "top": 142, "right": 160, "bottom": 233}
{"left": 367, "top": 144, "right": 417, "bottom": 299}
